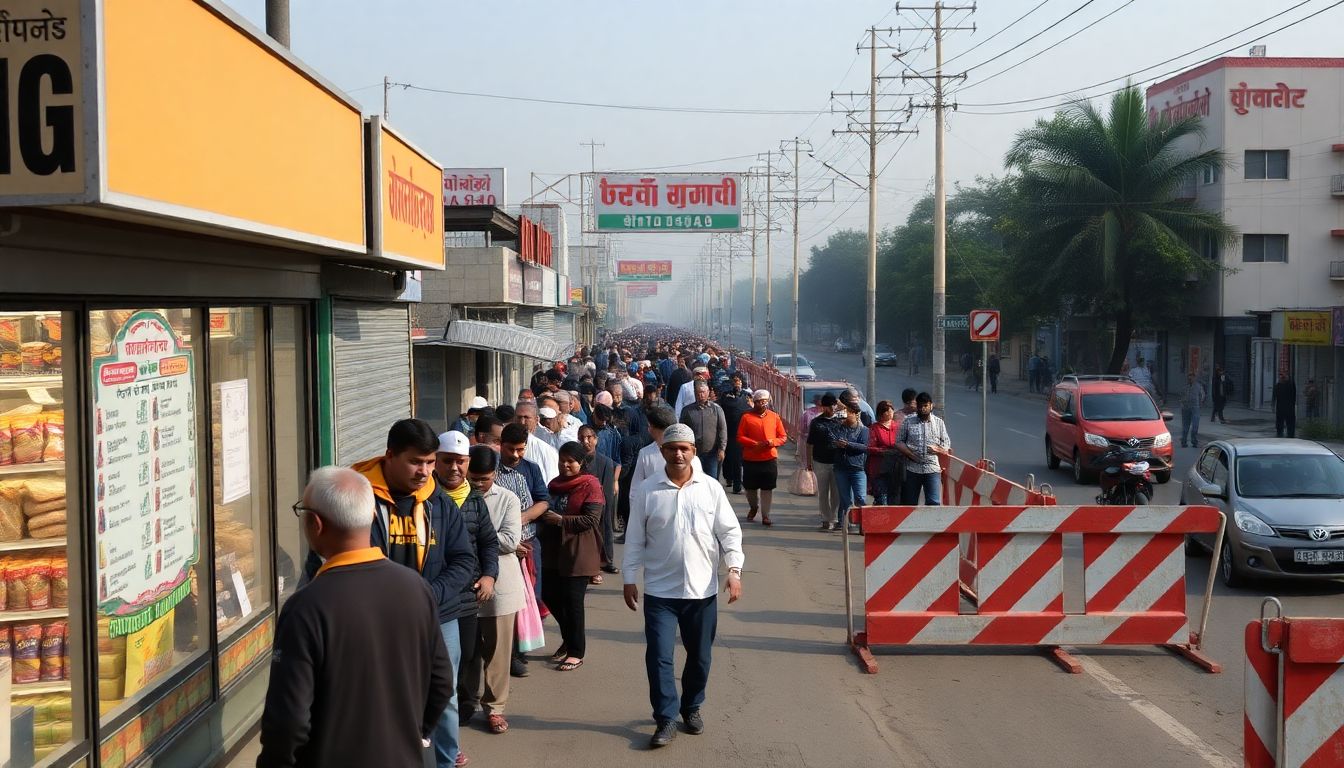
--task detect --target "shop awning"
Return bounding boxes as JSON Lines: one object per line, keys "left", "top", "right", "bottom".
{"left": 417, "top": 319, "right": 573, "bottom": 361}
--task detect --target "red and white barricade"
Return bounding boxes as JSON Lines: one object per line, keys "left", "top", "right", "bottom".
{"left": 1245, "top": 598, "right": 1344, "bottom": 768}
{"left": 938, "top": 453, "right": 1056, "bottom": 603}
{"left": 849, "top": 504, "right": 1225, "bottom": 675}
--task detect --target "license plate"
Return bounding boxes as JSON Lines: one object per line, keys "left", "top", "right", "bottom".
{"left": 1293, "top": 549, "right": 1344, "bottom": 564}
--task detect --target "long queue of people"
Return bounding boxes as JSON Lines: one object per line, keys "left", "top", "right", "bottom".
{"left": 255, "top": 327, "right": 749, "bottom": 766}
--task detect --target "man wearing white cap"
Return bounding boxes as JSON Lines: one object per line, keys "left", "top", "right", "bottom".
{"left": 673, "top": 366, "right": 711, "bottom": 420}
{"left": 735, "top": 390, "right": 788, "bottom": 526}
{"left": 533, "top": 403, "right": 567, "bottom": 451}
{"left": 624, "top": 423, "right": 743, "bottom": 749}
{"left": 451, "top": 395, "right": 492, "bottom": 438}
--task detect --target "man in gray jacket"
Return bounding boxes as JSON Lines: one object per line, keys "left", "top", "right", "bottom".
{"left": 679, "top": 381, "right": 727, "bottom": 481}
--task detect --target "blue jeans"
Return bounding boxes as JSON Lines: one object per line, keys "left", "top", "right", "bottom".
{"left": 1181, "top": 406, "right": 1200, "bottom": 446}
{"left": 644, "top": 594, "right": 717, "bottom": 724}
{"left": 434, "top": 619, "right": 461, "bottom": 766}
{"left": 698, "top": 451, "right": 721, "bottom": 481}
{"left": 902, "top": 471, "right": 941, "bottom": 505}
{"left": 834, "top": 467, "right": 866, "bottom": 525}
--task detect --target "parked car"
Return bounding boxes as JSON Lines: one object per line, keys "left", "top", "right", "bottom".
{"left": 1045, "top": 374, "right": 1174, "bottom": 484}
{"left": 834, "top": 337, "right": 854, "bottom": 353}
{"left": 801, "top": 381, "right": 874, "bottom": 422}
{"left": 861, "top": 343, "right": 899, "bottom": 367}
{"left": 1183, "top": 438, "right": 1344, "bottom": 587}
{"left": 772, "top": 353, "right": 817, "bottom": 381}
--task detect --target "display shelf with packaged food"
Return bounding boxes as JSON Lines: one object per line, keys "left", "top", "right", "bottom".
{"left": 0, "top": 609, "right": 67, "bottom": 623}
{"left": 0, "top": 538, "right": 68, "bottom": 553}
{"left": 13, "top": 680, "right": 73, "bottom": 696}
{"left": 0, "top": 462, "right": 65, "bottom": 478}
{"left": 0, "top": 375, "right": 63, "bottom": 391}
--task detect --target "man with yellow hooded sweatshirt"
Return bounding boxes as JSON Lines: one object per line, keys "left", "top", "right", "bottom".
{"left": 307, "top": 418, "right": 476, "bottom": 767}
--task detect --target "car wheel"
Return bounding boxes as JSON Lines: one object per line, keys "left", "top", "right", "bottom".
{"left": 1072, "top": 449, "right": 1090, "bottom": 484}
{"left": 1045, "top": 438, "right": 1060, "bottom": 470}
{"left": 1155, "top": 470, "right": 1172, "bottom": 484}
{"left": 1220, "top": 538, "right": 1248, "bottom": 589}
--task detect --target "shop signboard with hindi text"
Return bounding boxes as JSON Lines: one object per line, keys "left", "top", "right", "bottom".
{"left": 443, "top": 168, "right": 505, "bottom": 207}
{"left": 1276, "top": 310, "right": 1332, "bottom": 346}
{"left": 0, "top": 0, "right": 87, "bottom": 202}
{"left": 93, "top": 311, "right": 200, "bottom": 638}
{"left": 591, "top": 174, "right": 742, "bottom": 232}
{"left": 626, "top": 283, "right": 658, "bottom": 298}
{"left": 616, "top": 260, "right": 673, "bottom": 282}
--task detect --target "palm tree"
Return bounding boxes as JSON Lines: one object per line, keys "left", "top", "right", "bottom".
{"left": 1006, "top": 85, "right": 1235, "bottom": 373}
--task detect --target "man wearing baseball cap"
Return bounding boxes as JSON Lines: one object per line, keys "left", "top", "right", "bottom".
{"left": 435, "top": 431, "right": 500, "bottom": 766}
{"left": 624, "top": 423, "right": 743, "bottom": 749}
{"left": 735, "top": 390, "right": 788, "bottom": 526}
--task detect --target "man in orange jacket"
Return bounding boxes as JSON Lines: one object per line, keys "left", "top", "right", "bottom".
{"left": 735, "top": 390, "right": 788, "bottom": 526}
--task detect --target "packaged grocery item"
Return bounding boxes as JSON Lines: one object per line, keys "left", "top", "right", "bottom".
{"left": 13, "top": 623, "right": 42, "bottom": 683}
{"left": 20, "top": 342, "right": 49, "bottom": 373}
{"left": 28, "top": 523, "right": 66, "bottom": 541}
{"left": 0, "top": 483, "right": 22, "bottom": 541}
{"left": 24, "top": 559, "right": 51, "bottom": 609}
{"left": 42, "top": 413, "right": 63, "bottom": 462}
{"left": 7, "top": 559, "right": 31, "bottom": 609}
{"left": 50, "top": 559, "right": 67, "bottom": 608}
{"left": 25, "top": 477, "right": 64, "bottom": 503}
{"left": 10, "top": 415, "right": 43, "bottom": 464}
{"left": 0, "top": 417, "right": 10, "bottom": 465}
{"left": 40, "top": 622, "right": 64, "bottom": 681}
{"left": 41, "top": 316, "right": 61, "bottom": 342}
{"left": 0, "top": 626, "right": 11, "bottom": 664}
{"left": 0, "top": 351, "right": 19, "bottom": 373}
{"left": 27, "top": 509, "right": 65, "bottom": 529}
{"left": 98, "top": 677, "right": 123, "bottom": 700}
{"left": 0, "top": 318, "right": 19, "bottom": 347}
{"left": 0, "top": 557, "right": 8, "bottom": 610}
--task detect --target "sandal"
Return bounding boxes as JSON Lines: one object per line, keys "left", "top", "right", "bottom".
{"left": 557, "top": 658, "right": 584, "bottom": 671}
{"left": 590, "top": 574, "right": 604, "bottom": 585}
{"left": 762, "top": 516, "right": 773, "bottom": 527}
{"left": 746, "top": 508, "right": 757, "bottom": 522}
{"left": 488, "top": 713, "right": 509, "bottom": 734}
{"left": 549, "top": 646, "right": 568, "bottom": 663}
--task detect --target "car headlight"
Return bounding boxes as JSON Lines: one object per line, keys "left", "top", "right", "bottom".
{"left": 1234, "top": 509, "right": 1277, "bottom": 537}
{"left": 1084, "top": 432, "right": 1109, "bottom": 448}
{"left": 1153, "top": 432, "right": 1171, "bottom": 448}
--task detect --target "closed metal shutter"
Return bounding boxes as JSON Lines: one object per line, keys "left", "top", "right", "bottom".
{"left": 333, "top": 301, "right": 411, "bottom": 465}
{"left": 554, "top": 311, "right": 574, "bottom": 346}
{"left": 530, "top": 310, "right": 555, "bottom": 339}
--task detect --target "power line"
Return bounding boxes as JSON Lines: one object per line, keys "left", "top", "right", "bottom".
{"left": 942, "top": 0, "right": 1053, "bottom": 67}
{"left": 389, "top": 82, "right": 819, "bottom": 115}
{"left": 953, "top": 0, "right": 1101, "bottom": 74}
{"left": 954, "top": 0, "right": 1137, "bottom": 93}
{"left": 959, "top": 0, "right": 1344, "bottom": 115}
{"left": 958, "top": 0, "right": 1316, "bottom": 107}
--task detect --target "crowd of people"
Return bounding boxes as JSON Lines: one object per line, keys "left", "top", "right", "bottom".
{"left": 253, "top": 324, "right": 962, "bottom": 766}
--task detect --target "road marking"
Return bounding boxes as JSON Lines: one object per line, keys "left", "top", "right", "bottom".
{"left": 1074, "top": 654, "right": 1238, "bottom": 768}
{"left": 1007, "top": 428, "right": 1037, "bottom": 439}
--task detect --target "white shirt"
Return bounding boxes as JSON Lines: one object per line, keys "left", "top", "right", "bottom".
{"left": 525, "top": 434, "right": 559, "bottom": 484}
{"left": 674, "top": 380, "right": 698, "bottom": 419}
{"left": 632, "top": 440, "right": 702, "bottom": 487}
{"left": 560, "top": 415, "right": 582, "bottom": 444}
{"left": 623, "top": 467, "right": 744, "bottom": 599}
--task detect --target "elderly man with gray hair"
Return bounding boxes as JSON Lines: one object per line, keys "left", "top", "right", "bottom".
{"left": 259, "top": 467, "right": 452, "bottom": 768}
{"left": 678, "top": 380, "right": 727, "bottom": 481}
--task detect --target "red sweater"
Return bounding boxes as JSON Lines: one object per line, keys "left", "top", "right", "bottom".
{"left": 737, "top": 410, "right": 788, "bottom": 462}
{"left": 867, "top": 420, "right": 899, "bottom": 476}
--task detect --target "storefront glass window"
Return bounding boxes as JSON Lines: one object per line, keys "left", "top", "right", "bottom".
{"left": 0, "top": 309, "right": 86, "bottom": 766}
{"left": 271, "top": 307, "right": 308, "bottom": 606}
{"left": 90, "top": 309, "right": 210, "bottom": 726}
{"left": 209, "top": 309, "right": 273, "bottom": 640}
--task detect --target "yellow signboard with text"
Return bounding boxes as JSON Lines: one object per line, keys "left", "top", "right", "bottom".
{"left": 367, "top": 117, "right": 445, "bottom": 269}
{"left": 0, "top": 0, "right": 87, "bottom": 201}
{"left": 1282, "top": 311, "right": 1332, "bottom": 346}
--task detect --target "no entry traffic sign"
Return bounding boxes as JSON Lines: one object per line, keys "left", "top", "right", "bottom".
{"left": 969, "top": 309, "right": 1000, "bottom": 342}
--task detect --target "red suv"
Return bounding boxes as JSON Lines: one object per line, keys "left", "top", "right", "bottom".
{"left": 1045, "top": 375, "right": 1175, "bottom": 484}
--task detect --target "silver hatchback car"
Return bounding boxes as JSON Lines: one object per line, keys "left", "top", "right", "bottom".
{"left": 1182, "top": 438, "right": 1344, "bottom": 587}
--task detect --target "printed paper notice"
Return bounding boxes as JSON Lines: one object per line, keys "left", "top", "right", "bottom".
{"left": 93, "top": 311, "right": 200, "bottom": 637}
{"left": 218, "top": 379, "right": 250, "bottom": 504}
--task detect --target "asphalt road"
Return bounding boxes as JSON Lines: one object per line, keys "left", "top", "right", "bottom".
{"left": 230, "top": 341, "right": 1343, "bottom": 768}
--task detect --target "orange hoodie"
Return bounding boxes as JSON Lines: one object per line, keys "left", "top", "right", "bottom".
{"left": 737, "top": 409, "right": 788, "bottom": 462}
{"left": 352, "top": 457, "right": 437, "bottom": 571}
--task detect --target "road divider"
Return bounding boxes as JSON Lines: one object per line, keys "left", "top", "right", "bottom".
{"left": 846, "top": 504, "right": 1226, "bottom": 675}
{"left": 1245, "top": 598, "right": 1344, "bottom": 768}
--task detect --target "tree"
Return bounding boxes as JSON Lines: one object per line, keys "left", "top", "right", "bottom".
{"left": 799, "top": 230, "right": 867, "bottom": 333}
{"left": 1005, "top": 85, "right": 1234, "bottom": 373}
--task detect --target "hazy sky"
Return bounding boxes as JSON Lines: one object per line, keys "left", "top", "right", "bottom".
{"left": 230, "top": 0, "right": 1338, "bottom": 316}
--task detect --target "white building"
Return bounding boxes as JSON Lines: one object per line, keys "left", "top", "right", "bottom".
{"left": 1145, "top": 56, "right": 1344, "bottom": 414}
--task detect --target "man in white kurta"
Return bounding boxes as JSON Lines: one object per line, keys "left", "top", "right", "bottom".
{"left": 623, "top": 424, "right": 743, "bottom": 749}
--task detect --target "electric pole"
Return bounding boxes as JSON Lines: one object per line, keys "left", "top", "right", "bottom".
{"left": 899, "top": 1, "right": 973, "bottom": 415}
{"left": 266, "top": 0, "right": 290, "bottom": 47}
{"left": 579, "top": 139, "right": 604, "bottom": 312}
{"left": 748, "top": 173, "right": 759, "bottom": 359}
{"left": 832, "top": 27, "right": 918, "bottom": 401}
{"left": 781, "top": 138, "right": 818, "bottom": 379}
{"left": 756, "top": 151, "right": 782, "bottom": 362}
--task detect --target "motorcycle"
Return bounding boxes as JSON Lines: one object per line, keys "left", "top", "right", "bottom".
{"left": 1090, "top": 446, "right": 1164, "bottom": 505}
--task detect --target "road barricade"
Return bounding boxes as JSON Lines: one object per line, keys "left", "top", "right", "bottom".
{"left": 938, "top": 453, "right": 1056, "bottom": 604}
{"left": 847, "top": 504, "right": 1226, "bottom": 675}
{"left": 1245, "top": 598, "right": 1344, "bottom": 768}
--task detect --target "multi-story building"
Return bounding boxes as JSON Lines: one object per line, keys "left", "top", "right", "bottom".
{"left": 1145, "top": 56, "right": 1344, "bottom": 416}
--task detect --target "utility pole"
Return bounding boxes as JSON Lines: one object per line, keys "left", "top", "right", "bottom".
{"left": 781, "top": 138, "right": 812, "bottom": 378}
{"left": 266, "top": 0, "right": 290, "bottom": 47}
{"left": 748, "top": 173, "right": 759, "bottom": 359}
{"left": 832, "top": 27, "right": 919, "bottom": 401}
{"left": 899, "top": 1, "right": 973, "bottom": 415}
{"left": 383, "top": 75, "right": 390, "bottom": 120}
{"left": 579, "top": 139, "right": 604, "bottom": 314}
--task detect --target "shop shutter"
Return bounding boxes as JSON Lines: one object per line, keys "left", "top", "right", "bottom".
{"left": 332, "top": 301, "right": 412, "bottom": 465}
{"left": 529, "top": 310, "right": 555, "bottom": 340}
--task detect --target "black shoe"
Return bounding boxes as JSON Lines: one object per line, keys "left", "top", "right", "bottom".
{"left": 510, "top": 657, "right": 529, "bottom": 678}
{"left": 601, "top": 564, "right": 620, "bottom": 574}
{"left": 732, "top": 486, "right": 742, "bottom": 494}
{"left": 682, "top": 710, "right": 705, "bottom": 735}
{"left": 650, "top": 719, "right": 678, "bottom": 748}
{"left": 461, "top": 704, "right": 475, "bottom": 724}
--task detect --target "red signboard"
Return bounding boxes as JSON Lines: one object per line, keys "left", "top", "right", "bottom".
{"left": 1229, "top": 82, "right": 1307, "bottom": 115}
{"left": 626, "top": 283, "right": 658, "bottom": 298}
{"left": 616, "top": 260, "right": 672, "bottom": 281}
{"left": 518, "top": 215, "right": 553, "bottom": 267}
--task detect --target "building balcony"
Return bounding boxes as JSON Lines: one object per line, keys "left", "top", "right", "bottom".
{"left": 1331, "top": 261, "right": 1344, "bottom": 280}
{"left": 1332, "top": 173, "right": 1344, "bottom": 197}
